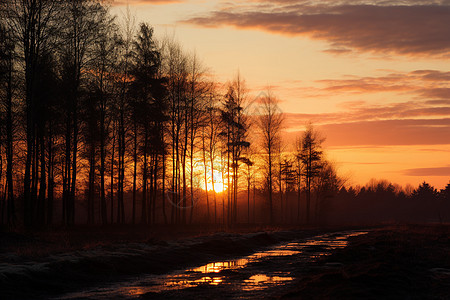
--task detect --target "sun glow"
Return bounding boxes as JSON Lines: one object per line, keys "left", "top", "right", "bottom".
{"left": 205, "top": 169, "right": 226, "bottom": 193}
{"left": 207, "top": 181, "right": 225, "bottom": 193}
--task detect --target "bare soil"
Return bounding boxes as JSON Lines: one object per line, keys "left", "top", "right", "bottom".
{"left": 282, "top": 224, "right": 450, "bottom": 299}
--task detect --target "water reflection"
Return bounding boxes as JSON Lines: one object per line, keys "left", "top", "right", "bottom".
{"left": 164, "top": 275, "right": 223, "bottom": 288}
{"left": 190, "top": 260, "right": 247, "bottom": 273}
{"left": 125, "top": 287, "right": 147, "bottom": 297}
{"left": 242, "top": 274, "right": 294, "bottom": 291}
{"left": 172, "top": 231, "right": 366, "bottom": 292}
{"left": 58, "top": 230, "right": 367, "bottom": 299}
{"left": 188, "top": 249, "right": 300, "bottom": 274}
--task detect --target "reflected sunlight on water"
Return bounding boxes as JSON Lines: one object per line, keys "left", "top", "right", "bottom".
{"left": 190, "top": 259, "right": 247, "bottom": 273}
{"left": 161, "top": 231, "right": 367, "bottom": 292}
{"left": 188, "top": 248, "right": 301, "bottom": 274}
{"left": 58, "top": 231, "right": 368, "bottom": 299}
{"left": 164, "top": 275, "right": 223, "bottom": 289}
{"left": 242, "top": 274, "right": 295, "bottom": 291}
{"left": 125, "top": 287, "right": 147, "bottom": 297}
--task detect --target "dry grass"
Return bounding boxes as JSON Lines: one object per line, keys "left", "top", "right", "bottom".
{"left": 0, "top": 223, "right": 307, "bottom": 260}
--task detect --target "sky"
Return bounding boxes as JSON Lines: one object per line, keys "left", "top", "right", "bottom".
{"left": 111, "top": 0, "right": 450, "bottom": 189}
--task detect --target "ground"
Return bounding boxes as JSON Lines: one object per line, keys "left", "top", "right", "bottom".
{"left": 1, "top": 224, "right": 450, "bottom": 299}
{"left": 283, "top": 224, "right": 450, "bottom": 299}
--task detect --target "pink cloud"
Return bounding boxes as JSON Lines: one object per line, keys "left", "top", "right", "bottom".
{"left": 284, "top": 118, "right": 450, "bottom": 147}
{"left": 182, "top": 3, "right": 450, "bottom": 56}
{"left": 293, "top": 70, "right": 450, "bottom": 100}
{"left": 320, "top": 118, "right": 450, "bottom": 146}
{"left": 279, "top": 68, "right": 450, "bottom": 146}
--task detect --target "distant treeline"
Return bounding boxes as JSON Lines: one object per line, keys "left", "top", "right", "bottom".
{"left": 324, "top": 181, "right": 450, "bottom": 225}
{"left": 0, "top": 1, "right": 448, "bottom": 229}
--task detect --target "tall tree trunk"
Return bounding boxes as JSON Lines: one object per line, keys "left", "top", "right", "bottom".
{"left": 306, "top": 144, "right": 312, "bottom": 224}
{"left": 162, "top": 144, "right": 167, "bottom": 224}
{"left": 148, "top": 155, "right": 153, "bottom": 224}
{"left": 47, "top": 128, "right": 54, "bottom": 225}
{"left": 5, "top": 51, "right": 14, "bottom": 225}
{"left": 31, "top": 130, "right": 38, "bottom": 224}
{"left": 24, "top": 92, "right": 35, "bottom": 227}
{"left": 88, "top": 142, "right": 95, "bottom": 225}
{"left": 268, "top": 148, "right": 273, "bottom": 224}
{"left": 141, "top": 130, "right": 148, "bottom": 224}
{"left": 63, "top": 115, "right": 72, "bottom": 225}
{"left": 247, "top": 164, "right": 250, "bottom": 224}
{"left": 100, "top": 102, "right": 107, "bottom": 225}
{"left": 233, "top": 160, "right": 238, "bottom": 225}
{"left": 253, "top": 181, "right": 256, "bottom": 223}
{"left": 221, "top": 152, "right": 225, "bottom": 226}
{"left": 38, "top": 134, "right": 46, "bottom": 226}
{"left": 70, "top": 94, "right": 78, "bottom": 225}
{"left": 111, "top": 123, "right": 115, "bottom": 224}
{"left": 227, "top": 131, "right": 230, "bottom": 227}
{"left": 182, "top": 116, "right": 188, "bottom": 225}
{"left": 132, "top": 120, "right": 137, "bottom": 224}
{"left": 189, "top": 144, "right": 195, "bottom": 224}
{"left": 210, "top": 153, "right": 217, "bottom": 225}
{"left": 279, "top": 158, "right": 283, "bottom": 224}
{"left": 297, "top": 169, "right": 301, "bottom": 223}
{"left": 152, "top": 154, "right": 158, "bottom": 224}
{"left": 202, "top": 133, "right": 209, "bottom": 223}
{"left": 118, "top": 107, "right": 125, "bottom": 224}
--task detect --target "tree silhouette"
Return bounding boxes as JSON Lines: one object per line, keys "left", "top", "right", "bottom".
{"left": 297, "top": 124, "right": 324, "bottom": 224}
{"left": 412, "top": 181, "right": 437, "bottom": 201}
{"left": 0, "top": 20, "right": 16, "bottom": 225}
{"left": 203, "top": 84, "right": 222, "bottom": 223}
{"left": 440, "top": 183, "right": 450, "bottom": 201}
{"left": 256, "top": 90, "right": 283, "bottom": 224}
{"left": 221, "top": 74, "right": 250, "bottom": 226}
{"left": 0, "top": 0, "right": 446, "bottom": 229}
{"left": 59, "top": 0, "right": 109, "bottom": 225}
{"left": 130, "top": 23, "right": 166, "bottom": 224}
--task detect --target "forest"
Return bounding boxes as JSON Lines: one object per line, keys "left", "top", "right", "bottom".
{"left": 1, "top": 0, "right": 449, "bottom": 229}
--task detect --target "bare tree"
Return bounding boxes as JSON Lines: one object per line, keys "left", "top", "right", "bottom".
{"left": 186, "top": 53, "right": 208, "bottom": 223}
{"left": 90, "top": 13, "right": 120, "bottom": 225}
{"left": 59, "top": 0, "right": 109, "bottom": 225}
{"left": 130, "top": 23, "right": 165, "bottom": 224}
{"left": 117, "top": 5, "right": 135, "bottom": 224}
{"left": 256, "top": 89, "right": 283, "bottom": 224}
{"left": 221, "top": 73, "right": 250, "bottom": 226}
{"left": 5, "top": 0, "right": 60, "bottom": 227}
{"left": 204, "top": 83, "right": 222, "bottom": 224}
{"left": 161, "top": 38, "right": 188, "bottom": 224}
{"left": 0, "top": 19, "right": 16, "bottom": 225}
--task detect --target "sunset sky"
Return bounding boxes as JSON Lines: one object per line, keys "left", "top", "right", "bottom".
{"left": 111, "top": 0, "right": 450, "bottom": 189}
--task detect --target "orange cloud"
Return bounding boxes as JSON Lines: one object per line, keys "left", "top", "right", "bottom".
{"left": 281, "top": 69, "right": 450, "bottom": 147}
{"left": 315, "top": 70, "right": 450, "bottom": 98}
{"left": 284, "top": 118, "right": 450, "bottom": 147}
{"left": 285, "top": 103, "right": 450, "bottom": 127}
{"left": 321, "top": 119, "right": 450, "bottom": 146}
{"left": 182, "top": 2, "right": 450, "bottom": 56}
{"left": 280, "top": 69, "right": 450, "bottom": 126}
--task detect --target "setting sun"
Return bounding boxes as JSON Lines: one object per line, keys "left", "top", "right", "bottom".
{"left": 204, "top": 170, "right": 226, "bottom": 193}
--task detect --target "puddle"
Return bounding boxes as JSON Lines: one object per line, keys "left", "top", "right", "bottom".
{"left": 59, "top": 230, "right": 367, "bottom": 299}
{"left": 242, "top": 274, "right": 295, "bottom": 291}
{"left": 187, "top": 248, "right": 301, "bottom": 274}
